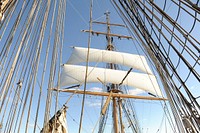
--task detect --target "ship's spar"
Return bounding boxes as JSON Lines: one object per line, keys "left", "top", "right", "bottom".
{"left": 0, "top": 0, "right": 199, "bottom": 132}
{"left": 55, "top": 11, "right": 166, "bottom": 133}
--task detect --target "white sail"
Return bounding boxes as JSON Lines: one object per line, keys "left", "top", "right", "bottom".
{"left": 60, "top": 64, "right": 162, "bottom": 97}
{"left": 67, "top": 47, "right": 153, "bottom": 74}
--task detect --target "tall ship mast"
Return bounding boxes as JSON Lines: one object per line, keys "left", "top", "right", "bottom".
{"left": 56, "top": 11, "right": 166, "bottom": 132}
{"left": 0, "top": 0, "right": 199, "bottom": 133}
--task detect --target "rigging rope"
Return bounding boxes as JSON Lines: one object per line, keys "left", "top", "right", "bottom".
{"left": 78, "top": 0, "right": 93, "bottom": 132}
{"left": 33, "top": 0, "right": 57, "bottom": 131}
{"left": 111, "top": 0, "right": 200, "bottom": 132}
{"left": 0, "top": 0, "right": 199, "bottom": 132}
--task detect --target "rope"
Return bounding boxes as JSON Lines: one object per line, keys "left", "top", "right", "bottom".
{"left": 53, "top": 0, "right": 66, "bottom": 130}
{"left": 78, "top": 0, "right": 93, "bottom": 132}
{"left": 33, "top": 0, "right": 57, "bottom": 131}
{"left": 111, "top": 0, "right": 200, "bottom": 132}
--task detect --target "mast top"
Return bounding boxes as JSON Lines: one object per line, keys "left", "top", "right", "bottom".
{"left": 104, "top": 10, "right": 110, "bottom": 15}
{"left": 105, "top": 11, "right": 114, "bottom": 51}
{"left": 81, "top": 12, "right": 133, "bottom": 47}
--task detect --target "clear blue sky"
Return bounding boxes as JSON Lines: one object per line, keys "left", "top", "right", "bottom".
{"left": 61, "top": 1, "right": 200, "bottom": 133}
{"left": 1, "top": 0, "right": 199, "bottom": 133}
{"left": 60, "top": 1, "right": 175, "bottom": 133}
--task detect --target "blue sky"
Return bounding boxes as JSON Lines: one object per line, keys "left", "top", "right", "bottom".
{"left": 61, "top": 1, "right": 200, "bottom": 133}
{"left": 0, "top": 0, "right": 199, "bottom": 133}
{"left": 59, "top": 1, "right": 175, "bottom": 133}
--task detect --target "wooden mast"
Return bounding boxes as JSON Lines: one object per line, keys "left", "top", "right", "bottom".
{"left": 80, "top": 11, "right": 157, "bottom": 132}
{"left": 118, "top": 99, "right": 125, "bottom": 133}
{"left": 73, "top": 11, "right": 167, "bottom": 132}
{"left": 105, "top": 11, "right": 119, "bottom": 133}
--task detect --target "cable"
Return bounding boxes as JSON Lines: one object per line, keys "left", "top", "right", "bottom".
{"left": 78, "top": 1, "right": 93, "bottom": 132}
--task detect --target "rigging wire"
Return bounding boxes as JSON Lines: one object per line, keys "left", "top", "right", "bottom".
{"left": 33, "top": 0, "right": 57, "bottom": 132}
{"left": 111, "top": 2, "right": 170, "bottom": 132}
{"left": 24, "top": 0, "right": 51, "bottom": 131}
{"left": 0, "top": 0, "right": 86, "bottom": 132}
{"left": 111, "top": 0, "right": 200, "bottom": 132}
{"left": 43, "top": 0, "right": 67, "bottom": 132}
{"left": 0, "top": 2, "right": 42, "bottom": 130}
{"left": 111, "top": 0, "right": 164, "bottom": 98}
{"left": 3, "top": 22, "right": 39, "bottom": 131}
{"left": 78, "top": 0, "right": 93, "bottom": 133}
{"left": 68, "top": 0, "right": 88, "bottom": 26}
{"left": 52, "top": 0, "right": 66, "bottom": 131}
{"left": 0, "top": 0, "right": 17, "bottom": 38}
{"left": 0, "top": 0, "right": 199, "bottom": 132}
{"left": 17, "top": 1, "right": 47, "bottom": 132}
{"left": 110, "top": 1, "right": 180, "bottom": 132}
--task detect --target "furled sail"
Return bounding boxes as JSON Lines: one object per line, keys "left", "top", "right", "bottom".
{"left": 67, "top": 47, "right": 153, "bottom": 74}
{"left": 41, "top": 106, "right": 68, "bottom": 133}
{"left": 60, "top": 64, "right": 162, "bottom": 97}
